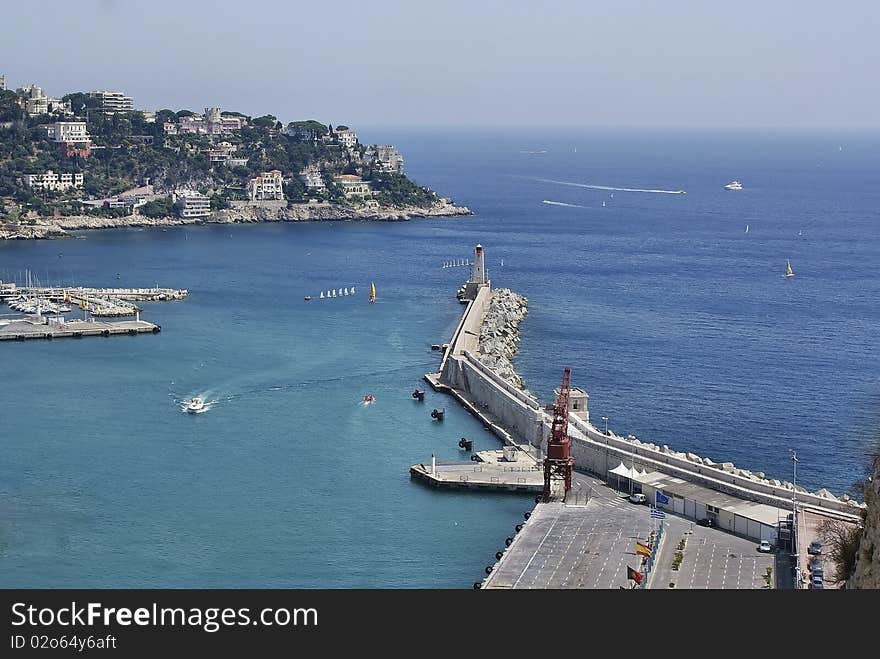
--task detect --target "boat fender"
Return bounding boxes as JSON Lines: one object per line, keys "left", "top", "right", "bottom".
{"left": 495, "top": 551, "right": 504, "bottom": 560}
{"left": 470, "top": 455, "right": 479, "bottom": 462}
{"left": 535, "top": 496, "right": 542, "bottom": 504}
{"left": 515, "top": 524, "right": 523, "bottom": 532}
{"left": 473, "top": 582, "right": 482, "bottom": 589}
{"left": 102, "top": 329, "right": 111, "bottom": 336}
{"left": 523, "top": 512, "right": 531, "bottom": 520}
{"left": 505, "top": 537, "right": 513, "bottom": 547}
{"left": 458, "top": 438, "right": 466, "bottom": 448}
{"left": 485, "top": 566, "right": 493, "bottom": 575}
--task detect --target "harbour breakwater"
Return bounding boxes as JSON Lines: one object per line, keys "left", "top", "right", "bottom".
{"left": 426, "top": 278, "right": 865, "bottom": 522}
{"left": 0, "top": 199, "right": 472, "bottom": 240}
{"left": 475, "top": 288, "right": 529, "bottom": 390}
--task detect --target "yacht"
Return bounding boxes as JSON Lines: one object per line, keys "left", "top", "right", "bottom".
{"left": 186, "top": 397, "right": 206, "bottom": 414}
{"left": 724, "top": 180, "right": 743, "bottom": 191}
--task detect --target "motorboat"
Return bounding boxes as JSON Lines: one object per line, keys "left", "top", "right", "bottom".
{"left": 363, "top": 394, "right": 375, "bottom": 404}
{"left": 724, "top": 180, "right": 743, "bottom": 190}
{"left": 304, "top": 295, "right": 312, "bottom": 301}
{"left": 186, "top": 397, "right": 206, "bottom": 414}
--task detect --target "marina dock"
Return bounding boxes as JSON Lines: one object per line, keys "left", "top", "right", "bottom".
{"left": 0, "top": 317, "right": 160, "bottom": 341}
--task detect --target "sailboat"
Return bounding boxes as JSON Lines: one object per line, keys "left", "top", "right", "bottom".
{"left": 320, "top": 292, "right": 325, "bottom": 299}
{"left": 351, "top": 287, "right": 356, "bottom": 295}
{"left": 344, "top": 288, "right": 349, "bottom": 296}
{"left": 369, "top": 282, "right": 376, "bottom": 303}
{"left": 785, "top": 260, "right": 794, "bottom": 278}
{"left": 745, "top": 225, "right": 749, "bottom": 234}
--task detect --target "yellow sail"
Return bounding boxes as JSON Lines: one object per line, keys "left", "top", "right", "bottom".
{"left": 369, "top": 282, "right": 376, "bottom": 302}
{"left": 785, "top": 260, "right": 794, "bottom": 277}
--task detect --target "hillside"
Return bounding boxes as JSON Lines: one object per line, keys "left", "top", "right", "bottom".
{"left": 0, "top": 89, "right": 467, "bottom": 228}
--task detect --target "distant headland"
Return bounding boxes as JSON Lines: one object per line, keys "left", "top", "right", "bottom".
{"left": 0, "top": 77, "right": 471, "bottom": 239}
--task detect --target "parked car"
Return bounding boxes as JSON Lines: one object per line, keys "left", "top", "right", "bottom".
{"left": 809, "top": 561, "right": 824, "bottom": 578}
{"left": 758, "top": 540, "right": 772, "bottom": 553}
{"left": 697, "top": 518, "right": 715, "bottom": 527}
{"left": 811, "top": 576, "right": 824, "bottom": 589}
{"left": 808, "top": 541, "right": 822, "bottom": 555}
{"left": 628, "top": 493, "right": 647, "bottom": 504}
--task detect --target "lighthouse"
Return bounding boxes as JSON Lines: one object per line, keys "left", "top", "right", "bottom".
{"left": 461, "top": 244, "right": 490, "bottom": 301}
{"left": 471, "top": 244, "right": 486, "bottom": 285}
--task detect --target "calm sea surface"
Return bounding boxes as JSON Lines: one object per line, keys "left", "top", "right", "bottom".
{"left": 2, "top": 128, "right": 878, "bottom": 586}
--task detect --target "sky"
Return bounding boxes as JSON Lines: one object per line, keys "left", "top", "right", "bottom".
{"left": 2, "top": 0, "right": 878, "bottom": 128}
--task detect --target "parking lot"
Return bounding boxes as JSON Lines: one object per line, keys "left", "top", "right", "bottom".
{"left": 650, "top": 521, "right": 775, "bottom": 589}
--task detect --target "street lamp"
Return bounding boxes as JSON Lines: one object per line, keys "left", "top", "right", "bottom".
{"left": 601, "top": 416, "right": 608, "bottom": 435}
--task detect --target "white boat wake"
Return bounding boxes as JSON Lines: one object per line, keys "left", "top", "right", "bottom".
{"left": 542, "top": 200, "right": 591, "bottom": 209}
{"left": 534, "top": 177, "right": 686, "bottom": 194}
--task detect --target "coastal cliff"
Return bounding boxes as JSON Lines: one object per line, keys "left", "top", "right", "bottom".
{"left": 476, "top": 288, "right": 529, "bottom": 390}
{"left": 0, "top": 199, "right": 471, "bottom": 239}
{"left": 850, "top": 462, "right": 879, "bottom": 588}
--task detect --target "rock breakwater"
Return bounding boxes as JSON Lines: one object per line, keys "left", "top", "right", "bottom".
{"left": 476, "top": 288, "right": 529, "bottom": 390}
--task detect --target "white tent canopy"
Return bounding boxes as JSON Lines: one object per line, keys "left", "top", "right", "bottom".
{"left": 608, "top": 462, "right": 643, "bottom": 480}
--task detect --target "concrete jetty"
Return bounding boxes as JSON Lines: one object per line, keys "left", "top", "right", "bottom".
{"left": 0, "top": 316, "right": 160, "bottom": 341}
{"left": 410, "top": 449, "right": 543, "bottom": 492}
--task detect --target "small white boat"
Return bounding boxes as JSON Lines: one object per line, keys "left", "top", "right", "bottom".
{"left": 351, "top": 287, "right": 356, "bottom": 294}
{"left": 343, "top": 288, "right": 349, "bottom": 296}
{"left": 724, "top": 180, "right": 743, "bottom": 190}
{"left": 186, "top": 397, "right": 206, "bottom": 414}
{"left": 745, "top": 225, "right": 749, "bottom": 234}
{"left": 332, "top": 290, "right": 337, "bottom": 298}
{"left": 320, "top": 292, "right": 325, "bottom": 299}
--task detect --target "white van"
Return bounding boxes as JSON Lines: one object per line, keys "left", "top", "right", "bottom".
{"left": 628, "top": 493, "right": 647, "bottom": 504}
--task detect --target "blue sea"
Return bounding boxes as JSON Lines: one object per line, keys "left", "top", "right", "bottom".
{"left": 1, "top": 128, "right": 878, "bottom": 587}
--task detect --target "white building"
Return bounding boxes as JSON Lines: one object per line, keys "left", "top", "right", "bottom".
{"left": 18, "top": 84, "right": 48, "bottom": 116}
{"left": 333, "top": 174, "right": 372, "bottom": 199}
{"left": 374, "top": 145, "right": 404, "bottom": 173}
{"left": 227, "top": 157, "right": 249, "bottom": 168}
{"left": 206, "top": 141, "right": 237, "bottom": 164}
{"left": 46, "top": 121, "right": 91, "bottom": 144}
{"left": 24, "top": 170, "right": 84, "bottom": 192}
{"left": 174, "top": 190, "right": 212, "bottom": 218}
{"left": 47, "top": 97, "right": 72, "bottom": 116}
{"left": 334, "top": 127, "right": 357, "bottom": 148}
{"left": 168, "top": 108, "right": 245, "bottom": 136}
{"left": 300, "top": 166, "right": 325, "bottom": 191}
{"left": 247, "top": 170, "right": 284, "bottom": 201}
{"left": 89, "top": 90, "right": 134, "bottom": 114}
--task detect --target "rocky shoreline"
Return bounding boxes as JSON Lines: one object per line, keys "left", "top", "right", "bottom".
{"left": 476, "top": 288, "right": 529, "bottom": 390}
{"left": 0, "top": 199, "right": 472, "bottom": 240}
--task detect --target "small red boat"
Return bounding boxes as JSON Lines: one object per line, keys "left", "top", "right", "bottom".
{"left": 363, "top": 394, "right": 375, "bottom": 403}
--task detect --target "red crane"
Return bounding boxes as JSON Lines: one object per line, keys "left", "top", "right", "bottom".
{"left": 543, "top": 367, "right": 574, "bottom": 501}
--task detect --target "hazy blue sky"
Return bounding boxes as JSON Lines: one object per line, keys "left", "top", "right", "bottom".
{"left": 2, "top": 0, "right": 878, "bottom": 128}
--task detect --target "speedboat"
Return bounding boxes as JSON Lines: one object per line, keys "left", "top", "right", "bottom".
{"left": 724, "top": 180, "right": 743, "bottom": 190}
{"left": 186, "top": 397, "right": 206, "bottom": 414}
{"left": 363, "top": 394, "right": 375, "bottom": 404}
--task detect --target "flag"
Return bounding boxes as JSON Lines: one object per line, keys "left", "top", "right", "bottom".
{"left": 627, "top": 566, "right": 643, "bottom": 584}
{"left": 655, "top": 490, "right": 670, "bottom": 505}
{"left": 635, "top": 541, "right": 652, "bottom": 557}
{"left": 650, "top": 507, "right": 666, "bottom": 520}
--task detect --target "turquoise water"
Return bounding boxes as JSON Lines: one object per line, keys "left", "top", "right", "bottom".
{"left": 2, "top": 128, "right": 879, "bottom": 586}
